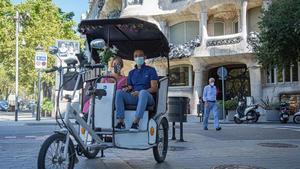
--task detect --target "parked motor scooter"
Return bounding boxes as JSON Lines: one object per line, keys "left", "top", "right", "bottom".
{"left": 293, "top": 111, "right": 300, "bottom": 124}
{"left": 234, "top": 99, "right": 260, "bottom": 124}
{"left": 278, "top": 102, "right": 290, "bottom": 123}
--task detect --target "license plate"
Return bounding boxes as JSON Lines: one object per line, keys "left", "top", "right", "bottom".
{"left": 283, "top": 114, "right": 288, "bottom": 118}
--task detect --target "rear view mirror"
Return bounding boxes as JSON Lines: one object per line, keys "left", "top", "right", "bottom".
{"left": 49, "top": 46, "right": 58, "bottom": 55}
{"left": 90, "top": 39, "right": 105, "bottom": 49}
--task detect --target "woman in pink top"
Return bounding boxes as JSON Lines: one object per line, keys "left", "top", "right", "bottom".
{"left": 83, "top": 56, "right": 127, "bottom": 113}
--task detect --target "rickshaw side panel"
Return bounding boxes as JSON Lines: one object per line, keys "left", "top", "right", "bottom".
{"left": 94, "top": 83, "right": 116, "bottom": 129}
{"left": 155, "top": 77, "right": 168, "bottom": 115}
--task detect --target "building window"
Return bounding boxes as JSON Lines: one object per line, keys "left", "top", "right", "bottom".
{"left": 214, "top": 22, "right": 225, "bottom": 36}
{"left": 170, "top": 65, "right": 191, "bottom": 86}
{"left": 126, "top": 0, "right": 143, "bottom": 6}
{"left": 267, "top": 67, "right": 275, "bottom": 83}
{"left": 170, "top": 21, "right": 199, "bottom": 45}
{"left": 233, "top": 21, "right": 239, "bottom": 33}
{"left": 277, "top": 66, "right": 284, "bottom": 83}
{"left": 292, "top": 63, "right": 299, "bottom": 82}
{"left": 266, "top": 63, "right": 299, "bottom": 84}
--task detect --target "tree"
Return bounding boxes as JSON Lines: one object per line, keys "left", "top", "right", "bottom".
{"left": 253, "top": 0, "right": 300, "bottom": 67}
{"left": 0, "top": 0, "right": 79, "bottom": 98}
{"left": 0, "top": 66, "right": 14, "bottom": 100}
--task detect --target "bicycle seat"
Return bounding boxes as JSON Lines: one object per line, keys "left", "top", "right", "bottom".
{"left": 64, "top": 57, "right": 78, "bottom": 65}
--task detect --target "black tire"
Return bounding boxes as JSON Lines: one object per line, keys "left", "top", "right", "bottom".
{"left": 246, "top": 111, "right": 258, "bottom": 123}
{"left": 234, "top": 117, "right": 243, "bottom": 124}
{"left": 82, "top": 142, "right": 100, "bottom": 159}
{"left": 38, "top": 133, "right": 76, "bottom": 169}
{"left": 293, "top": 115, "right": 300, "bottom": 124}
{"left": 280, "top": 113, "right": 289, "bottom": 123}
{"left": 153, "top": 119, "right": 168, "bottom": 163}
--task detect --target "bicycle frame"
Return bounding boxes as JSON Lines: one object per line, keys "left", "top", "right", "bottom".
{"left": 57, "top": 66, "right": 114, "bottom": 160}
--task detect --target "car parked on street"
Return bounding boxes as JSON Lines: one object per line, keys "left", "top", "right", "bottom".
{"left": 0, "top": 100, "right": 9, "bottom": 111}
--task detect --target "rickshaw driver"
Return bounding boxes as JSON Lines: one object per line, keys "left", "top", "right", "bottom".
{"left": 115, "top": 49, "right": 158, "bottom": 132}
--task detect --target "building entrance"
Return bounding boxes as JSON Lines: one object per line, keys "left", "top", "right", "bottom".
{"left": 208, "top": 64, "right": 250, "bottom": 100}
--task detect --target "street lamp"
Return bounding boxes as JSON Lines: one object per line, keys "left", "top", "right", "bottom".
{"left": 14, "top": 11, "right": 29, "bottom": 121}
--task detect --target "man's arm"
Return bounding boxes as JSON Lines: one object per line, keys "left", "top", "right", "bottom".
{"left": 202, "top": 86, "right": 207, "bottom": 102}
{"left": 203, "top": 86, "right": 209, "bottom": 107}
{"left": 148, "top": 67, "right": 159, "bottom": 93}
{"left": 147, "top": 80, "right": 158, "bottom": 94}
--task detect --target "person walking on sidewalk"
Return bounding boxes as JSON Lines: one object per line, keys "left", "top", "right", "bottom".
{"left": 202, "top": 78, "right": 222, "bottom": 131}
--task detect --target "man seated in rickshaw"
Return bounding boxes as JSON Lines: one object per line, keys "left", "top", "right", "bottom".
{"left": 115, "top": 49, "right": 158, "bottom": 132}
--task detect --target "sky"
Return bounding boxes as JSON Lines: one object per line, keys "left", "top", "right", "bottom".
{"left": 11, "top": 0, "right": 89, "bottom": 24}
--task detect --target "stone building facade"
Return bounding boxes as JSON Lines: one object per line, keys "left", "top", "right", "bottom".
{"left": 84, "top": 0, "right": 300, "bottom": 115}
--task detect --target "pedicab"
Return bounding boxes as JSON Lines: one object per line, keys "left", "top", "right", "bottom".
{"left": 37, "top": 18, "right": 170, "bottom": 169}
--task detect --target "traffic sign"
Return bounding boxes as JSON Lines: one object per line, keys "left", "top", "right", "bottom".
{"left": 35, "top": 52, "right": 47, "bottom": 69}
{"left": 217, "top": 66, "right": 228, "bottom": 79}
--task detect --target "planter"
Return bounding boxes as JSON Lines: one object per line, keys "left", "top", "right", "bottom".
{"left": 265, "top": 109, "right": 280, "bottom": 121}
{"left": 227, "top": 110, "right": 236, "bottom": 121}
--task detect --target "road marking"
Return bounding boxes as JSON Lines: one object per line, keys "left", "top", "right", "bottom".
{"left": 4, "top": 136, "right": 17, "bottom": 139}
{"left": 25, "top": 136, "right": 36, "bottom": 138}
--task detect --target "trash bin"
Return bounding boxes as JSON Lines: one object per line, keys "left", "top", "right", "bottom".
{"left": 168, "top": 97, "right": 189, "bottom": 122}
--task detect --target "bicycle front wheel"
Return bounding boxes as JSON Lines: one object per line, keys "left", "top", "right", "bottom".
{"left": 37, "top": 133, "right": 76, "bottom": 169}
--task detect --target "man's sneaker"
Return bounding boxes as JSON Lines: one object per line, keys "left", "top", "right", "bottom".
{"left": 216, "top": 127, "right": 222, "bottom": 131}
{"left": 204, "top": 127, "right": 208, "bottom": 130}
{"left": 115, "top": 122, "right": 125, "bottom": 131}
{"left": 129, "top": 123, "right": 139, "bottom": 132}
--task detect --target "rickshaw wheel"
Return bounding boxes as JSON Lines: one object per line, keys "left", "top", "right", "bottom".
{"left": 37, "top": 133, "right": 76, "bottom": 169}
{"left": 153, "top": 118, "right": 168, "bottom": 163}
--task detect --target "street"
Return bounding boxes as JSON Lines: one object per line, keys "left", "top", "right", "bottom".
{"left": 0, "top": 113, "right": 300, "bottom": 169}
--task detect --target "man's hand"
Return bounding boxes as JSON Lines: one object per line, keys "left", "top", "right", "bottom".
{"left": 205, "top": 101, "right": 208, "bottom": 107}
{"left": 131, "top": 91, "right": 139, "bottom": 97}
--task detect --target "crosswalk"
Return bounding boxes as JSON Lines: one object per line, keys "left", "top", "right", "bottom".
{"left": 256, "top": 124, "right": 300, "bottom": 132}
{"left": 0, "top": 135, "right": 50, "bottom": 140}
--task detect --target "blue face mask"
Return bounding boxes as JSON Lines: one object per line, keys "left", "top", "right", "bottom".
{"left": 135, "top": 57, "right": 144, "bottom": 66}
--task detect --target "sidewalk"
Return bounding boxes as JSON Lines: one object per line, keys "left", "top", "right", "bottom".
{"left": 0, "top": 111, "right": 56, "bottom": 126}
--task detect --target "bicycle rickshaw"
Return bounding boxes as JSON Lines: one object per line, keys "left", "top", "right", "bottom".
{"left": 37, "top": 18, "right": 170, "bottom": 169}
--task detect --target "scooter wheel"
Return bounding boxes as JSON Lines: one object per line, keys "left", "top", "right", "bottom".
{"left": 293, "top": 115, "right": 300, "bottom": 124}
{"left": 234, "top": 117, "right": 243, "bottom": 124}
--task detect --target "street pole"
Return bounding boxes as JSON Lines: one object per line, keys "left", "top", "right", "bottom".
{"left": 36, "top": 71, "right": 41, "bottom": 121}
{"left": 36, "top": 70, "right": 41, "bottom": 121}
{"left": 221, "top": 67, "right": 225, "bottom": 120}
{"left": 15, "top": 11, "right": 19, "bottom": 122}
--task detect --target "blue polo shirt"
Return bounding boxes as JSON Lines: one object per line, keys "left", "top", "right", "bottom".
{"left": 128, "top": 64, "right": 158, "bottom": 91}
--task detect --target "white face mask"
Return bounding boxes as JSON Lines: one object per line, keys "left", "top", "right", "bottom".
{"left": 210, "top": 82, "right": 214, "bottom": 86}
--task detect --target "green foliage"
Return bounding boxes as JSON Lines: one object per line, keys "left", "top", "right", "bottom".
{"left": 224, "top": 100, "right": 238, "bottom": 110}
{"left": 0, "top": 0, "right": 79, "bottom": 97}
{"left": 253, "top": 0, "right": 300, "bottom": 67}
{"left": 218, "top": 100, "right": 238, "bottom": 110}
{"left": 261, "top": 97, "right": 280, "bottom": 110}
{"left": 97, "top": 46, "right": 118, "bottom": 64}
{"left": 0, "top": 66, "right": 14, "bottom": 100}
{"left": 42, "top": 98, "right": 53, "bottom": 114}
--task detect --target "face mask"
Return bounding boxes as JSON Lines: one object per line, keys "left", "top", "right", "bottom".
{"left": 135, "top": 57, "right": 144, "bottom": 66}
{"left": 210, "top": 82, "right": 214, "bottom": 86}
{"left": 113, "top": 64, "right": 122, "bottom": 74}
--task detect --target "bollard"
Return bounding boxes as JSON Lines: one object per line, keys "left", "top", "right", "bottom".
{"left": 171, "top": 122, "right": 176, "bottom": 140}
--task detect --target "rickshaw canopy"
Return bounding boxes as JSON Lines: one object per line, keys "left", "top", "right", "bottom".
{"left": 78, "top": 18, "right": 170, "bottom": 62}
